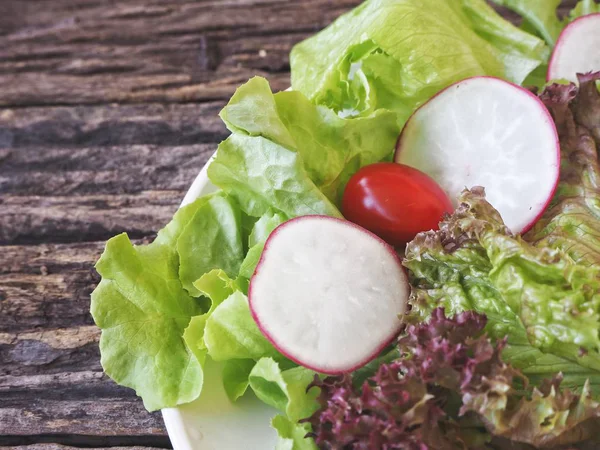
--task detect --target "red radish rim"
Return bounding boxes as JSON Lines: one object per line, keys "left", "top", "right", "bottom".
{"left": 394, "top": 75, "right": 560, "bottom": 235}
{"left": 547, "top": 13, "right": 600, "bottom": 83}
{"left": 248, "top": 215, "right": 406, "bottom": 375}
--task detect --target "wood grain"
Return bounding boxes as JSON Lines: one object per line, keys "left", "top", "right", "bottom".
{"left": 0, "top": 0, "right": 358, "bottom": 106}
{"left": 0, "top": 0, "right": 583, "bottom": 447}
{"left": 0, "top": 241, "right": 168, "bottom": 440}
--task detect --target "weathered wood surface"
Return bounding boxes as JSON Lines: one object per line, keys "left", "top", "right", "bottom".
{"left": 0, "top": 0, "right": 579, "bottom": 448}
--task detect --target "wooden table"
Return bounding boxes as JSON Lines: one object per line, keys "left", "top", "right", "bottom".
{"left": 0, "top": 1, "right": 577, "bottom": 449}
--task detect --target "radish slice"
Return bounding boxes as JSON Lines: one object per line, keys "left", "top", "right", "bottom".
{"left": 548, "top": 14, "right": 600, "bottom": 83}
{"left": 395, "top": 76, "right": 559, "bottom": 234}
{"left": 249, "top": 216, "right": 409, "bottom": 374}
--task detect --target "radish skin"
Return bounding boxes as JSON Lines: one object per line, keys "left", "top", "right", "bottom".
{"left": 249, "top": 216, "right": 409, "bottom": 375}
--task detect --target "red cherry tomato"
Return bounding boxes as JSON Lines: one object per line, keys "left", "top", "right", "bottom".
{"left": 342, "top": 162, "right": 453, "bottom": 247}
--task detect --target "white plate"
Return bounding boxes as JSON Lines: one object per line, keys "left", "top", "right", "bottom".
{"left": 161, "top": 155, "right": 279, "bottom": 450}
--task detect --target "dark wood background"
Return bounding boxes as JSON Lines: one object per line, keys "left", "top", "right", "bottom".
{"left": 0, "top": 1, "right": 578, "bottom": 449}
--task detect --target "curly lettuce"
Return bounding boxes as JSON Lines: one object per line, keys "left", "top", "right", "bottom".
{"left": 525, "top": 73, "right": 600, "bottom": 266}
{"left": 405, "top": 187, "right": 600, "bottom": 392}
{"left": 306, "top": 308, "right": 600, "bottom": 449}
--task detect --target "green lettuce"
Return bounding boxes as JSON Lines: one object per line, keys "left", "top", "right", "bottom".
{"left": 92, "top": 195, "right": 255, "bottom": 411}
{"left": 490, "top": 0, "right": 563, "bottom": 45}
{"left": 209, "top": 77, "right": 400, "bottom": 215}
{"left": 91, "top": 233, "right": 204, "bottom": 411}
{"left": 182, "top": 269, "right": 241, "bottom": 367}
{"left": 405, "top": 188, "right": 600, "bottom": 394}
{"left": 209, "top": 133, "right": 341, "bottom": 219}
{"left": 239, "top": 210, "right": 287, "bottom": 279}
{"left": 570, "top": 0, "right": 600, "bottom": 17}
{"left": 468, "top": 376, "right": 600, "bottom": 448}
{"left": 249, "top": 358, "right": 320, "bottom": 423}
{"left": 272, "top": 415, "right": 317, "bottom": 450}
{"left": 183, "top": 270, "right": 282, "bottom": 373}
{"left": 183, "top": 271, "right": 312, "bottom": 427}
{"left": 204, "top": 291, "right": 280, "bottom": 361}
{"left": 177, "top": 194, "right": 245, "bottom": 297}
{"left": 290, "top": 0, "right": 548, "bottom": 125}
{"left": 222, "top": 359, "right": 256, "bottom": 402}
{"left": 525, "top": 74, "right": 600, "bottom": 266}
{"left": 490, "top": 0, "right": 600, "bottom": 46}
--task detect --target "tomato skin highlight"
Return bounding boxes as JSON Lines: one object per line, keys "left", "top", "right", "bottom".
{"left": 342, "top": 162, "right": 453, "bottom": 247}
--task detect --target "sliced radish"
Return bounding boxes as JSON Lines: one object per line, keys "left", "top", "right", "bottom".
{"left": 395, "top": 76, "right": 559, "bottom": 234}
{"left": 548, "top": 14, "right": 600, "bottom": 83}
{"left": 249, "top": 216, "right": 409, "bottom": 374}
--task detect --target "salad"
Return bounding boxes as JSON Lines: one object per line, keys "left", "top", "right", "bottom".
{"left": 90, "top": 0, "right": 600, "bottom": 448}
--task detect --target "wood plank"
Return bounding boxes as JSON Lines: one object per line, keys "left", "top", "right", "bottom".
{"left": 1, "top": 144, "right": 214, "bottom": 196}
{"left": 0, "top": 0, "right": 359, "bottom": 106}
{"left": 1, "top": 242, "right": 103, "bottom": 334}
{"left": 0, "top": 102, "right": 226, "bottom": 148}
{"left": 0, "top": 102, "right": 222, "bottom": 200}
{"left": 1, "top": 191, "right": 183, "bottom": 245}
{"left": 0, "top": 241, "right": 166, "bottom": 437}
{"left": 0, "top": 366, "right": 164, "bottom": 438}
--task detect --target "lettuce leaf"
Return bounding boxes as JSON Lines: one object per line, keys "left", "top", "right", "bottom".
{"left": 272, "top": 415, "right": 317, "bottom": 450}
{"left": 209, "top": 77, "right": 400, "bottom": 214}
{"left": 239, "top": 210, "right": 287, "bottom": 279}
{"left": 222, "top": 359, "right": 256, "bottom": 402}
{"left": 466, "top": 375, "right": 600, "bottom": 448}
{"left": 91, "top": 233, "right": 204, "bottom": 411}
{"left": 525, "top": 73, "right": 600, "bottom": 266}
{"left": 490, "top": 0, "right": 600, "bottom": 46}
{"left": 490, "top": 0, "right": 563, "bottom": 45}
{"left": 209, "top": 133, "right": 341, "bottom": 219}
{"left": 405, "top": 187, "right": 600, "bottom": 394}
{"left": 249, "top": 358, "right": 320, "bottom": 423}
{"left": 182, "top": 269, "right": 240, "bottom": 366}
{"left": 290, "top": 0, "right": 548, "bottom": 125}
{"left": 570, "top": 0, "right": 600, "bottom": 18}
{"left": 204, "top": 291, "right": 280, "bottom": 361}
{"left": 92, "top": 195, "right": 251, "bottom": 411}
{"left": 177, "top": 194, "right": 245, "bottom": 297}
{"left": 183, "top": 270, "right": 281, "bottom": 367}
{"left": 490, "top": 1, "right": 599, "bottom": 89}
{"left": 305, "top": 308, "right": 600, "bottom": 449}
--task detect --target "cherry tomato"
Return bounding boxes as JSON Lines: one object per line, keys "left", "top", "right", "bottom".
{"left": 342, "top": 162, "right": 453, "bottom": 247}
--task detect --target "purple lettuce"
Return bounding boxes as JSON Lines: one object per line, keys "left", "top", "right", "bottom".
{"left": 524, "top": 72, "right": 600, "bottom": 266}
{"left": 304, "top": 308, "right": 600, "bottom": 449}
